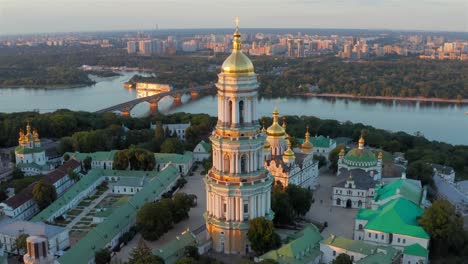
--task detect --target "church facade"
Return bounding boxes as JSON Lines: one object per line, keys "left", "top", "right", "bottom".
{"left": 15, "top": 122, "right": 50, "bottom": 176}
{"left": 205, "top": 22, "right": 274, "bottom": 255}
{"left": 332, "top": 135, "right": 383, "bottom": 208}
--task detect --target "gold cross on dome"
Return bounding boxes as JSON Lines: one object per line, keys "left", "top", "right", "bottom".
{"left": 235, "top": 16, "right": 239, "bottom": 29}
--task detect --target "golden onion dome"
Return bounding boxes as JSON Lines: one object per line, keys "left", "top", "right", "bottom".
{"left": 264, "top": 139, "right": 271, "bottom": 149}
{"left": 33, "top": 129, "right": 40, "bottom": 142}
{"left": 301, "top": 126, "right": 314, "bottom": 153}
{"left": 283, "top": 139, "right": 295, "bottom": 162}
{"left": 339, "top": 148, "right": 345, "bottom": 157}
{"left": 221, "top": 19, "right": 254, "bottom": 75}
{"left": 378, "top": 151, "right": 383, "bottom": 160}
{"left": 266, "top": 107, "right": 286, "bottom": 138}
{"left": 358, "top": 134, "right": 365, "bottom": 149}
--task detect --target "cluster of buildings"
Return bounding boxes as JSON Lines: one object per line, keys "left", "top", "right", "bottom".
{"left": 126, "top": 37, "right": 177, "bottom": 56}
{"left": 419, "top": 41, "right": 468, "bottom": 60}
{"left": 432, "top": 164, "right": 468, "bottom": 216}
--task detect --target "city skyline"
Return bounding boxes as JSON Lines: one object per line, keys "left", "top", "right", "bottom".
{"left": 0, "top": 0, "right": 467, "bottom": 35}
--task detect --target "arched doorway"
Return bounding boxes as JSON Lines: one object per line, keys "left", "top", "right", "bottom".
{"left": 346, "top": 199, "right": 352, "bottom": 208}
{"left": 336, "top": 198, "right": 341, "bottom": 206}
{"left": 358, "top": 200, "right": 363, "bottom": 207}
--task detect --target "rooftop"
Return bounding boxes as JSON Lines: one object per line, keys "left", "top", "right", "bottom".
{"left": 373, "top": 178, "right": 423, "bottom": 206}
{"left": 152, "top": 230, "right": 197, "bottom": 263}
{"left": 0, "top": 218, "right": 66, "bottom": 238}
{"left": 357, "top": 198, "right": 429, "bottom": 239}
{"left": 155, "top": 151, "right": 193, "bottom": 164}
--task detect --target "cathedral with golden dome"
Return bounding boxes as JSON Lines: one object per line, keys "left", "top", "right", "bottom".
{"left": 15, "top": 122, "right": 50, "bottom": 176}
{"left": 205, "top": 19, "right": 274, "bottom": 255}
{"left": 263, "top": 107, "right": 319, "bottom": 189}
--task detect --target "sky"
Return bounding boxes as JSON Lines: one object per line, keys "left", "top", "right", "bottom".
{"left": 0, "top": 0, "right": 467, "bottom": 35}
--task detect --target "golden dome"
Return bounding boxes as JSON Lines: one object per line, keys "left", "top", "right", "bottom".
{"left": 301, "top": 126, "right": 314, "bottom": 153}
{"left": 221, "top": 20, "right": 254, "bottom": 75}
{"left": 283, "top": 139, "right": 295, "bottom": 161}
{"left": 378, "top": 151, "right": 383, "bottom": 160}
{"left": 33, "top": 129, "right": 40, "bottom": 142}
{"left": 266, "top": 107, "right": 286, "bottom": 138}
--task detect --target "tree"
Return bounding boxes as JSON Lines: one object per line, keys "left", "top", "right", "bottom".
{"left": 172, "top": 193, "right": 193, "bottom": 223}
{"left": 419, "top": 200, "right": 465, "bottom": 256}
{"left": 271, "top": 184, "right": 294, "bottom": 225}
{"left": 94, "top": 248, "right": 111, "bottom": 264}
{"left": 313, "top": 154, "right": 327, "bottom": 168}
{"left": 68, "top": 168, "right": 80, "bottom": 182}
{"left": 128, "top": 239, "right": 164, "bottom": 264}
{"left": 285, "top": 184, "right": 313, "bottom": 217}
{"left": 407, "top": 160, "right": 434, "bottom": 187}
{"left": 11, "top": 167, "right": 24, "bottom": 180}
{"left": 113, "top": 150, "right": 129, "bottom": 170}
{"left": 136, "top": 201, "right": 173, "bottom": 241}
{"left": 32, "top": 179, "right": 57, "bottom": 210}
{"left": 83, "top": 156, "right": 92, "bottom": 172}
{"left": 63, "top": 153, "right": 70, "bottom": 162}
{"left": 57, "top": 136, "right": 74, "bottom": 154}
{"left": 15, "top": 233, "right": 28, "bottom": 255}
{"left": 333, "top": 253, "right": 352, "bottom": 264}
{"left": 247, "top": 217, "right": 281, "bottom": 254}
{"left": 329, "top": 145, "right": 344, "bottom": 173}
{"left": 160, "top": 138, "right": 185, "bottom": 154}
{"left": 183, "top": 245, "right": 199, "bottom": 260}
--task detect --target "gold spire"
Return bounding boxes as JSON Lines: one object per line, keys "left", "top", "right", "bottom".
{"left": 261, "top": 120, "right": 266, "bottom": 132}
{"left": 26, "top": 120, "right": 32, "bottom": 135}
{"left": 266, "top": 107, "right": 286, "bottom": 138}
{"left": 301, "top": 126, "right": 314, "bottom": 153}
{"left": 221, "top": 17, "right": 254, "bottom": 74}
{"left": 378, "top": 150, "right": 383, "bottom": 160}
{"left": 18, "top": 129, "right": 25, "bottom": 145}
{"left": 33, "top": 128, "right": 40, "bottom": 143}
{"left": 283, "top": 138, "right": 295, "bottom": 162}
{"left": 358, "top": 133, "right": 365, "bottom": 150}
{"left": 282, "top": 117, "right": 287, "bottom": 129}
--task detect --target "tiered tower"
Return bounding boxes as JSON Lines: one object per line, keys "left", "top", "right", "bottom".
{"left": 205, "top": 19, "right": 274, "bottom": 255}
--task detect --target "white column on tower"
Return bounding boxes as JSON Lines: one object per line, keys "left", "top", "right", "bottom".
{"left": 232, "top": 98, "right": 238, "bottom": 126}
{"left": 267, "top": 191, "right": 271, "bottom": 214}
{"left": 230, "top": 197, "right": 235, "bottom": 221}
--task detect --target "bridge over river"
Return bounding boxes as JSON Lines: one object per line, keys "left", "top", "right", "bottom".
{"left": 95, "top": 84, "right": 215, "bottom": 116}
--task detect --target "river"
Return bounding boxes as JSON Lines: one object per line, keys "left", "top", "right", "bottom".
{"left": 0, "top": 71, "right": 467, "bottom": 145}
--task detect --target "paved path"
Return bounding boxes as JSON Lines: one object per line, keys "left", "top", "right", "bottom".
{"left": 306, "top": 168, "right": 357, "bottom": 239}
{"left": 67, "top": 189, "right": 111, "bottom": 229}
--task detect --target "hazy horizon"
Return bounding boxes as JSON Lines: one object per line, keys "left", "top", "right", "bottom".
{"left": 0, "top": 0, "right": 467, "bottom": 35}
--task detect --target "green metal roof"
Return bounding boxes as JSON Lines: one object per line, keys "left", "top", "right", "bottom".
{"left": 199, "top": 140, "right": 212, "bottom": 152}
{"left": 152, "top": 230, "right": 197, "bottom": 264}
{"left": 356, "top": 246, "right": 400, "bottom": 264}
{"left": 358, "top": 198, "right": 429, "bottom": 239}
{"left": 310, "top": 135, "right": 335, "bottom": 148}
{"left": 403, "top": 243, "right": 428, "bottom": 257}
{"left": 155, "top": 151, "right": 193, "bottom": 164}
{"left": 16, "top": 162, "right": 49, "bottom": 170}
{"left": 58, "top": 165, "right": 179, "bottom": 264}
{"left": 373, "top": 179, "right": 422, "bottom": 206}
{"left": 344, "top": 149, "right": 377, "bottom": 163}
{"left": 259, "top": 225, "right": 323, "bottom": 264}
{"left": 15, "top": 146, "right": 45, "bottom": 154}
{"left": 322, "top": 235, "right": 376, "bottom": 255}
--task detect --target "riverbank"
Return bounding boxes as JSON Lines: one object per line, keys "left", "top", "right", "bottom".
{"left": 0, "top": 82, "right": 96, "bottom": 89}
{"left": 300, "top": 93, "right": 468, "bottom": 104}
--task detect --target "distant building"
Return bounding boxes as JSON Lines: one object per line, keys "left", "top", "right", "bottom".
{"left": 0, "top": 159, "right": 80, "bottom": 220}
{"left": 138, "top": 40, "right": 152, "bottom": 55}
{"left": 310, "top": 135, "right": 337, "bottom": 159}
{"left": 320, "top": 235, "right": 402, "bottom": 264}
{"left": 150, "top": 122, "right": 190, "bottom": 141}
{"left": 154, "top": 151, "right": 194, "bottom": 176}
{"left": 193, "top": 140, "right": 211, "bottom": 162}
{"left": 65, "top": 151, "right": 117, "bottom": 170}
{"left": 15, "top": 122, "right": 50, "bottom": 176}
{"left": 0, "top": 219, "right": 69, "bottom": 255}
{"left": 135, "top": 83, "right": 172, "bottom": 92}
{"left": 127, "top": 41, "right": 137, "bottom": 54}
{"left": 332, "top": 135, "right": 383, "bottom": 208}
{"left": 431, "top": 163, "right": 455, "bottom": 183}
{"left": 256, "top": 225, "right": 322, "bottom": 264}
{"left": 263, "top": 108, "right": 319, "bottom": 189}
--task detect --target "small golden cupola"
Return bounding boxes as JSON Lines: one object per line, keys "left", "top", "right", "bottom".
{"left": 282, "top": 138, "right": 296, "bottom": 164}
{"left": 301, "top": 126, "right": 314, "bottom": 153}
{"left": 358, "top": 133, "right": 365, "bottom": 150}
{"left": 266, "top": 107, "right": 286, "bottom": 138}
{"left": 33, "top": 128, "right": 40, "bottom": 143}
{"left": 339, "top": 147, "right": 345, "bottom": 157}
{"left": 378, "top": 150, "right": 383, "bottom": 161}
{"left": 25, "top": 121, "right": 33, "bottom": 142}
{"left": 18, "top": 129, "right": 25, "bottom": 145}
{"left": 221, "top": 17, "right": 254, "bottom": 75}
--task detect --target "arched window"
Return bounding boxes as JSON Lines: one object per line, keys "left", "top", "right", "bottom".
{"left": 228, "top": 100, "right": 233, "bottom": 124}
{"left": 223, "top": 154, "right": 230, "bottom": 173}
{"left": 358, "top": 224, "right": 363, "bottom": 230}
{"left": 239, "top": 100, "right": 244, "bottom": 124}
{"left": 336, "top": 198, "right": 341, "bottom": 205}
{"left": 241, "top": 155, "right": 248, "bottom": 173}
{"left": 358, "top": 200, "right": 363, "bottom": 207}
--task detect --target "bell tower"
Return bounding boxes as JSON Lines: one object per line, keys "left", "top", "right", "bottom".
{"left": 205, "top": 18, "right": 274, "bottom": 255}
